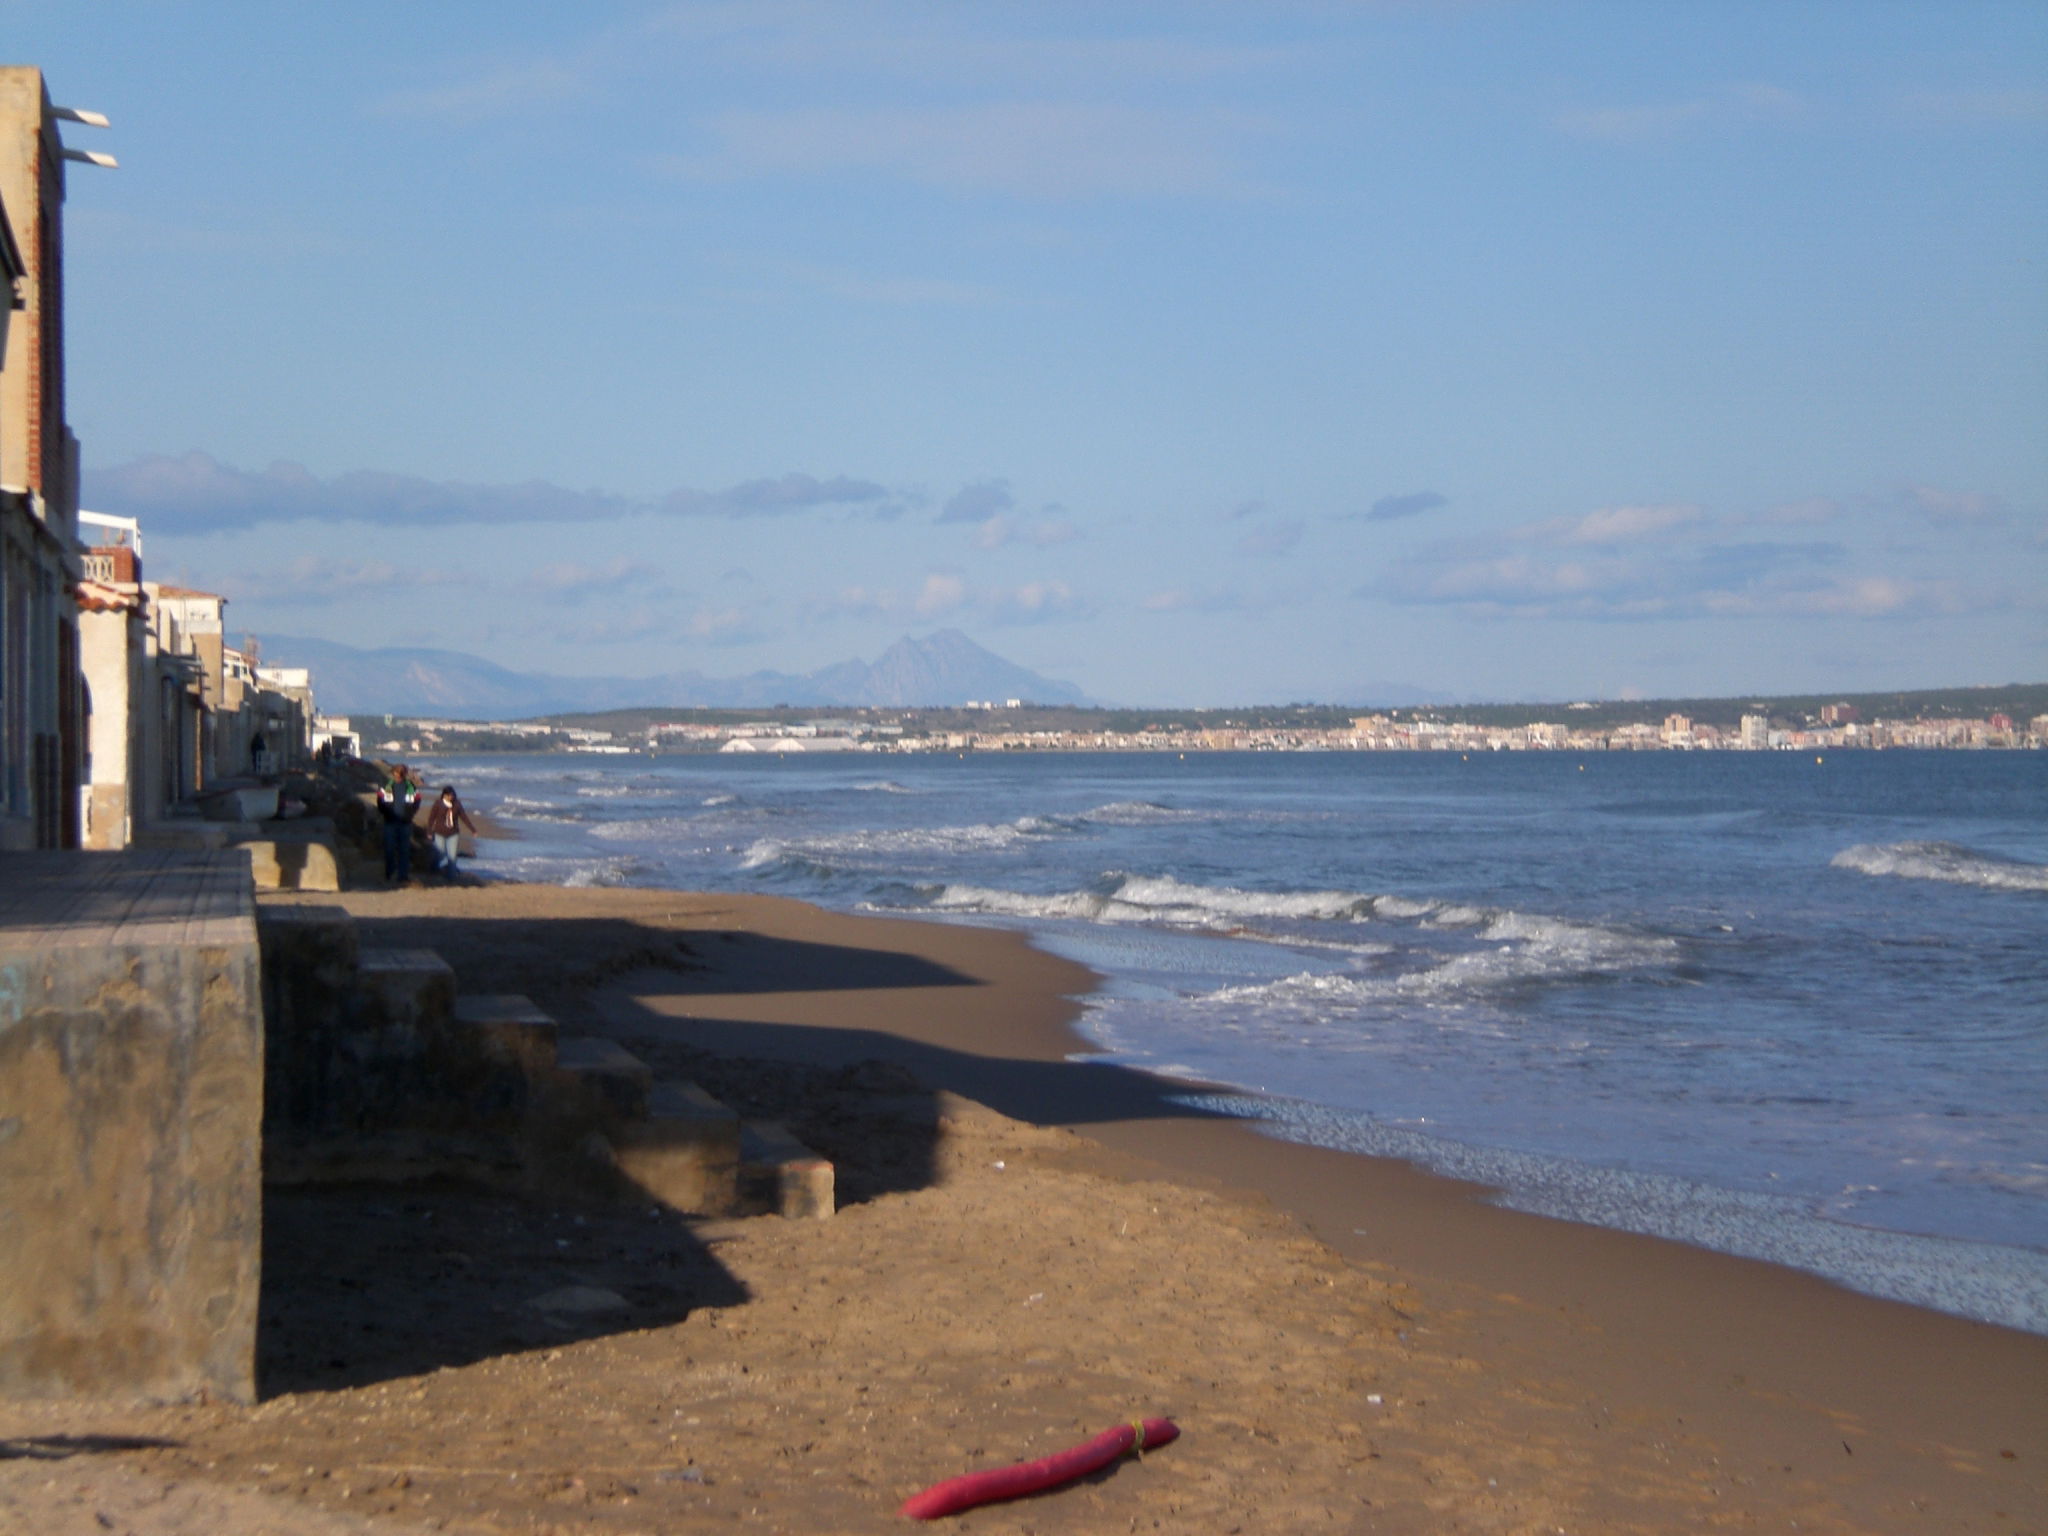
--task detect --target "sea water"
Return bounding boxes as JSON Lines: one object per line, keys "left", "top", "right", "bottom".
{"left": 412, "top": 748, "right": 2048, "bottom": 1332}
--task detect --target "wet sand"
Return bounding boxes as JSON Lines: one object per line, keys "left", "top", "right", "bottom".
{"left": 2, "top": 881, "right": 2041, "bottom": 1534}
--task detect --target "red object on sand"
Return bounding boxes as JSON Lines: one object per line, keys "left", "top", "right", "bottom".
{"left": 899, "top": 1417, "right": 1180, "bottom": 1520}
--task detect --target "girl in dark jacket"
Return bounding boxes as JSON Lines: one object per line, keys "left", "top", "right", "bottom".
{"left": 425, "top": 786, "right": 477, "bottom": 879}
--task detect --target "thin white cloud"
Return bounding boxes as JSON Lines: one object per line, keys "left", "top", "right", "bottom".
{"left": 1521, "top": 503, "right": 1708, "bottom": 546}
{"left": 1372, "top": 517, "right": 1983, "bottom": 620}
{"left": 1236, "top": 518, "right": 1305, "bottom": 557}
{"left": 1359, "top": 489, "right": 1449, "bottom": 524}
{"left": 1555, "top": 101, "right": 1709, "bottom": 143}
{"left": 1900, "top": 89, "right": 2048, "bottom": 126}
{"left": 940, "top": 479, "right": 1015, "bottom": 524}
{"left": 769, "top": 257, "right": 1011, "bottom": 308}
{"left": 1760, "top": 496, "right": 1845, "bottom": 526}
{"left": 243, "top": 555, "right": 462, "bottom": 606}
{"left": 829, "top": 571, "right": 1088, "bottom": 626}
{"left": 703, "top": 17, "right": 1295, "bottom": 86}
{"left": 1906, "top": 484, "right": 2007, "bottom": 527}
{"left": 1143, "top": 586, "right": 1256, "bottom": 614}
{"left": 660, "top": 472, "right": 899, "bottom": 519}
{"left": 90, "top": 453, "right": 904, "bottom": 531}
{"left": 686, "top": 606, "right": 760, "bottom": 642}
{"left": 1555, "top": 82, "right": 1808, "bottom": 143}
{"left": 975, "top": 513, "right": 1082, "bottom": 550}
{"left": 916, "top": 572, "right": 969, "bottom": 617}
{"left": 665, "top": 101, "right": 1269, "bottom": 199}
{"left": 995, "top": 579, "right": 1083, "bottom": 623}
{"left": 522, "top": 558, "right": 665, "bottom": 601}
{"left": 371, "top": 59, "right": 588, "bottom": 121}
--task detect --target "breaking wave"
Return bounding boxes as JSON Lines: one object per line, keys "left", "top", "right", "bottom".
{"left": 1202, "top": 913, "right": 1681, "bottom": 1009}
{"left": 1084, "top": 800, "right": 1205, "bottom": 825}
{"left": 913, "top": 872, "right": 1378, "bottom": 927}
{"left": 895, "top": 871, "right": 1598, "bottom": 933}
{"left": 491, "top": 795, "right": 595, "bottom": 825}
{"left": 1832, "top": 841, "right": 2048, "bottom": 893}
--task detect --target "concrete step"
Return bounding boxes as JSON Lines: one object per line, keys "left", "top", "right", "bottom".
{"left": 738, "top": 1120, "right": 835, "bottom": 1220}
{"left": 256, "top": 902, "right": 361, "bottom": 995}
{"left": 148, "top": 819, "right": 343, "bottom": 890}
{"left": 612, "top": 1080, "right": 741, "bottom": 1214}
{"left": 242, "top": 832, "right": 342, "bottom": 892}
{"left": 354, "top": 947, "right": 456, "bottom": 1037}
{"left": 451, "top": 993, "right": 559, "bottom": 1077}
{"left": 552, "top": 1034, "right": 653, "bottom": 1124}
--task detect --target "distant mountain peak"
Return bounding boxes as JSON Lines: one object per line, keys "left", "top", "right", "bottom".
{"left": 862, "top": 628, "right": 1078, "bottom": 707}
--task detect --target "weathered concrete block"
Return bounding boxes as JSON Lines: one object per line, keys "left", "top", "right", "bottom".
{"left": 739, "top": 1121, "right": 835, "bottom": 1220}
{"left": 243, "top": 835, "right": 341, "bottom": 892}
{"left": 551, "top": 1035, "right": 653, "bottom": 1126}
{"left": 613, "top": 1080, "right": 740, "bottom": 1213}
{"left": 0, "top": 851, "right": 263, "bottom": 1405}
{"left": 452, "top": 993, "right": 558, "bottom": 1075}
{"left": 354, "top": 947, "right": 456, "bottom": 1038}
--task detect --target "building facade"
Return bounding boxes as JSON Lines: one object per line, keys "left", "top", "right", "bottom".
{"left": 0, "top": 67, "right": 92, "bottom": 849}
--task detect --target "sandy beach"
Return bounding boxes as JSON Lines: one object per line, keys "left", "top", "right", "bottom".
{"left": 2, "top": 879, "right": 2042, "bottom": 1535}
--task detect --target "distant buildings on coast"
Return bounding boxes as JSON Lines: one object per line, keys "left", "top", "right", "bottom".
{"left": 387, "top": 703, "right": 2046, "bottom": 757}
{"left": 0, "top": 68, "right": 328, "bottom": 850}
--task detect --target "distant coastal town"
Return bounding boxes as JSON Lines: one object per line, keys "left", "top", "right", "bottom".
{"left": 371, "top": 691, "right": 2048, "bottom": 757}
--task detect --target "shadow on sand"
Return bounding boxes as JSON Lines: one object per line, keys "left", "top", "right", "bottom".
{"left": 258, "top": 906, "right": 1247, "bottom": 1397}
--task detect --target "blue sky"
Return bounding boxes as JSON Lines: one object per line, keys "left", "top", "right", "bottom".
{"left": 15, "top": 1, "right": 2047, "bottom": 704}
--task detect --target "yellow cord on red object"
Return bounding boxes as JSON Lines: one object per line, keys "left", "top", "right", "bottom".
{"left": 1129, "top": 1420, "right": 1148, "bottom": 1456}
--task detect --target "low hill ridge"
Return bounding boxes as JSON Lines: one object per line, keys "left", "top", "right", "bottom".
{"left": 262, "top": 630, "right": 1089, "bottom": 717}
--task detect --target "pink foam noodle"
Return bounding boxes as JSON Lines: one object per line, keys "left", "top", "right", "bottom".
{"left": 899, "top": 1417, "right": 1180, "bottom": 1520}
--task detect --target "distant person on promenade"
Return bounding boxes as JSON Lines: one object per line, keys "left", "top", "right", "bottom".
{"left": 376, "top": 765, "right": 423, "bottom": 883}
{"left": 425, "top": 785, "right": 477, "bottom": 880}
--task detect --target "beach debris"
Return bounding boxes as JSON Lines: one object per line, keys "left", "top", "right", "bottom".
{"left": 525, "top": 1284, "right": 630, "bottom": 1316}
{"left": 899, "top": 1417, "right": 1180, "bottom": 1520}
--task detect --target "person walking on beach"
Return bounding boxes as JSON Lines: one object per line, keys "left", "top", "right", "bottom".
{"left": 425, "top": 784, "right": 477, "bottom": 880}
{"left": 376, "top": 764, "right": 423, "bottom": 883}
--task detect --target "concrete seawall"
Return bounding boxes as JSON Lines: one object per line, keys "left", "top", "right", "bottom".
{"left": 0, "top": 851, "right": 263, "bottom": 1405}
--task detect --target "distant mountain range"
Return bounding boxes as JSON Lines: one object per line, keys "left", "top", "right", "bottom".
{"left": 261, "top": 629, "right": 1092, "bottom": 718}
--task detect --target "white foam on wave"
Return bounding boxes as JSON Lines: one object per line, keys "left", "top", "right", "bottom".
{"left": 492, "top": 795, "right": 594, "bottom": 825}
{"left": 1176, "top": 1092, "right": 2048, "bottom": 1335}
{"left": 903, "top": 871, "right": 1574, "bottom": 938}
{"left": 589, "top": 815, "right": 701, "bottom": 843}
{"left": 1203, "top": 912, "right": 1679, "bottom": 1009}
{"left": 925, "top": 882, "right": 1121, "bottom": 921}
{"left": 703, "top": 792, "right": 740, "bottom": 806}
{"left": 1832, "top": 841, "right": 2048, "bottom": 892}
{"left": 853, "top": 780, "right": 914, "bottom": 794}
{"left": 486, "top": 852, "right": 643, "bottom": 889}
{"left": 737, "top": 813, "right": 1072, "bottom": 871}
{"left": 1361, "top": 895, "right": 1425, "bottom": 920}
{"left": 575, "top": 783, "right": 639, "bottom": 799}
{"left": 1084, "top": 800, "right": 1201, "bottom": 825}
{"left": 914, "top": 871, "right": 1379, "bottom": 928}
